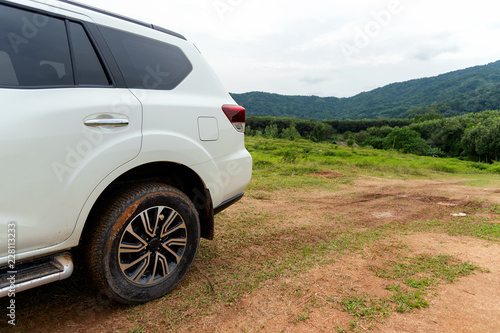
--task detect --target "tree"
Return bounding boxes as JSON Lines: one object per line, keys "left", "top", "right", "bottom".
{"left": 407, "top": 104, "right": 447, "bottom": 123}
{"left": 383, "top": 128, "right": 430, "bottom": 155}
{"left": 367, "top": 125, "right": 393, "bottom": 138}
{"left": 280, "top": 122, "right": 301, "bottom": 141}
{"left": 354, "top": 130, "right": 370, "bottom": 145}
{"left": 311, "top": 123, "right": 329, "bottom": 142}
{"left": 463, "top": 119, "right": 500, "bottom": 162}
{"left": 346, "top": 134, "right": 355, "bottom": 148}
{"left": 264, "top": 124, "right": 279, "bottom": 138}
{"left": 362, "top": 136, "right": 384, "bottom": 149}
{"left": 461, "top": 125, "right": 481, "bottom": 161}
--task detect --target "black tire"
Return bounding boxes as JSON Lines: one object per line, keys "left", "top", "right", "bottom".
{"left": 85, "top": 183, "right": 200, "bottom": 304}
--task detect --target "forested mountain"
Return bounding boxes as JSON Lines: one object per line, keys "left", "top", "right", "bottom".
{"left": 231, "top": 60, "right": 500, "bottom": 120}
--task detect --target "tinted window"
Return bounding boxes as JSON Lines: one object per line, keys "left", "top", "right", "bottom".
{"left": 99, "top": 26, "right": 192, "bottom": 90}
{"left": 0, "top": 4, "right": 73, "bottom": 87}
{"left": 69, "top": 22, "right": 110, "bottom": 86}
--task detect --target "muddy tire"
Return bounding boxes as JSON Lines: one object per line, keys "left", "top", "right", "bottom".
{"left": 85, "top": 183, "right": 200, "bottom": 304}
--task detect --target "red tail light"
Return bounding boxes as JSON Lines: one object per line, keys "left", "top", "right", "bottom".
{"left": 222, "top": 104, "right": 246, "bottom": 133}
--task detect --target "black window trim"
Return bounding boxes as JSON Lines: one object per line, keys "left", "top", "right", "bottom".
{"left": 85, "top": 23, "right": 127, "bottom": 89}
{"left": 65, "top": 19, "right": 78, "bottom": 86}
{"left": 56, "top": 0, "right": 187, "bottom": 41}
{"left": 0, "top": 1, "right": 121, "bottom": 89}
{"left": 66, "top": 20, "right": 113, "bottom": 87}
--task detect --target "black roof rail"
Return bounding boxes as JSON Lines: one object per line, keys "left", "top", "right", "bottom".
{"left": 56, "top": 0, "right": 187, "bottom": 40}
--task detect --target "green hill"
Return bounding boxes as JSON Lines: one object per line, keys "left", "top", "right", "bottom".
{"left": 231, "top": 60, "right": 500, "bottom": 120}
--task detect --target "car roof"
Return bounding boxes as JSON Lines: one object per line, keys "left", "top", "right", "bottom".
{"left": 56, "top": 0, "right": 187, "bottom": 40}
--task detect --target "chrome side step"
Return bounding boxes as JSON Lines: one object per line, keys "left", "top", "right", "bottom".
{"left": 0, "top": 252, "right": 73, "bottom": 297}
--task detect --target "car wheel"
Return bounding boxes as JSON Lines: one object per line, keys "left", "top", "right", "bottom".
{"left": 85, "top": 183, "right": 200, "bottom": 304}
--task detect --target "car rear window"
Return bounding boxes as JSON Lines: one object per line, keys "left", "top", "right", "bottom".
{"left": 98, "top": 25, "right": 192, "bottom": 90}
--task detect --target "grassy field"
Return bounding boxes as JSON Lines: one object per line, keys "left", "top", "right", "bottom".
{"left": 140, "top": 138, "right": 499, "bottom": 331}
{"left": 4, "top": 136, "right": 500, "bottom": 332}
{"left": 246, "top": 136, "right": 500, "bottom": 187}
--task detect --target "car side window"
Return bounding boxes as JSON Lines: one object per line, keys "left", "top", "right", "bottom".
{"left": 98, "top": 25, "right": 193, "bottom": 90}
{"left": 69, "top": 22, "right": 110, "bottom": 86}
{"left": 0, "top": 4, "right": 74, "bottom": 87}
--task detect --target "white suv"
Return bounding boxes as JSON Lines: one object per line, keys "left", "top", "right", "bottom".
{"left": 0, "top": 0, "right": 252, "bottom": 304}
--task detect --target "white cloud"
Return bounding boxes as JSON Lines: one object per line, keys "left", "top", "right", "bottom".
{"left": 81, "top": 0, "right": 500, "bottom": 97}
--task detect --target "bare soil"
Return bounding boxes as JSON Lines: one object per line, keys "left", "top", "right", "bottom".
{"left": 2, "top": 176, "right": 499, "bottom": 332}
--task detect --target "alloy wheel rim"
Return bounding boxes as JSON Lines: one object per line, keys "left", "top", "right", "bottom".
{"left": 118, "top": 206, "right": 187, "bottom": 285}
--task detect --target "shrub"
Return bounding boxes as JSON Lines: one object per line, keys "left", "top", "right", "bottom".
{"left": 383, "top": 128, "right": 430, "bottom": 156}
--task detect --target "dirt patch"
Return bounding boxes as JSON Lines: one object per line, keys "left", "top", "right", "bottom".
{"left": 2, "top": 177, "right": 499, "bottom": 332}
{"left": 378, "top": 233, "right": 500, "bottom": 333}
{"left": 179, "top": 233, "right": 500, "bottom": 333}
{"left": 311, "top": 170, "right": 344, "bottom": 179}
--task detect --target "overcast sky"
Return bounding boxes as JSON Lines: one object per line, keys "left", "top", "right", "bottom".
{"left": 81, "top": 0, "right": 500, "bottom": 97}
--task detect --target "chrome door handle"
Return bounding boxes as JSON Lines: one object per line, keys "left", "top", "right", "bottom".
{"left": 84, "top": 118, "right": 129, "bottom": 127}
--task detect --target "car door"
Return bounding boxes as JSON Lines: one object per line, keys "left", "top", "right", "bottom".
{"left": 0, "top": 4, "right": 142, "bottom": 261}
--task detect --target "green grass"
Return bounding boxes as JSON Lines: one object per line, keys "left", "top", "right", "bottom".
{"left": 336, "top": 253, "right": 484, "bottom": 329}
{"left": 293, "top": 313, "right": 310, "bottom": 323}
{"left": 370, "top": 255, "right": 479, "bottom": 282}
{"left": 445, "top": 217, "right": 500, "bottom": 240}
{"left": 246, "top": 136, "right": 500, "bottom": 185}
{"left": 340, "top": 295, "right": 392, "bottom": 319}
{"left": 390, "top": 288, "right": 429, "bottom": 313}
{"left": 370, "top": 254, "right": 484, "bottom": 283}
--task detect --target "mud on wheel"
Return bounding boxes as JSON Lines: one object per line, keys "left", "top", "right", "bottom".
{"left": 85, "top": 183, "right": 200, "bottom": 304}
